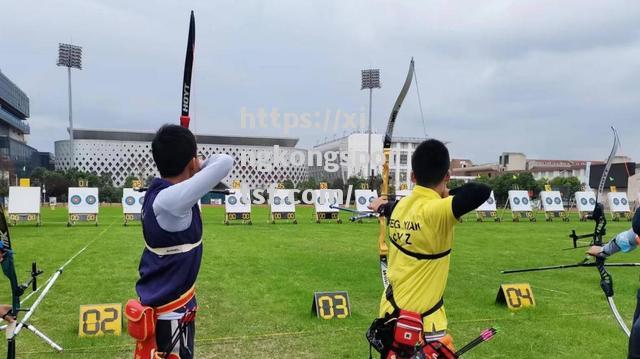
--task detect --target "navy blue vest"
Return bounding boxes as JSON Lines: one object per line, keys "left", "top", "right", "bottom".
{"left": 136, "top": 178, "right": 202, "bottom": 307}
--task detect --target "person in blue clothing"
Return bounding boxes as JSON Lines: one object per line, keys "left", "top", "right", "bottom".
{"left": 588, "top": 208, "right": 640, "bottom": 359}
{"left": 134, "top": 124, "right": 233, "bottom": 359}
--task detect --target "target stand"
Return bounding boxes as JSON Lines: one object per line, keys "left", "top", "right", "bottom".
{"left": 8, "top": 186, "right": 42, "bottom": 226}
{"left": 67, "top": 187, "right": 100, "bottom": 227}
{"left": 544, "top": 211, "right": 569, "bottom": 222}
{"left": 476, "top": 191, "right": 500, "bottom": 222}
{"left": 314, "top": 211, "right": 342, "bottom": 224}
{"left": 225, "top": 212, "right": 252, "bottom": 225}
{"left": 540, "top": 191, "right": 569, "bottom": 222}
{"left": 353, "top": 189, "right": 378, "bottom": 223}
{"left": 224, "top": 190, "right": 252, "bottom": 225}
{"left": 313, "top": 189, "right": 342, "bottom": 224}
{"left": 124, "top": 213, "right": 141, "bottom": 226}
{"left": 574, "top": 191, "right": 596, "bottom": 222}
{"left": 608, "top": 191, "right": 632, "bottom": 222}
{"left": 511, "top": 211, "right": 536, "bottom": 222}
{"left": 122, "top": 188, "right": 144, "bottom": 226}
{"left": 611, "top": 211, "right": 632, "bottom": 222}
{"left": 502, "top": 190, "right": 536, "bottom": 222}
{"left": 270, "top": 188, "right": 297, "bottom": 224}
{"left": 271, "top": 211, "right": 297, "bottom": 224}
{"left": 8, "top": 214, "right": 41, "bottom": 227}
{"left": 67, "top": 213, "right": 98, "bottom": 227}
{"left": 476, "top": 211, "right": 499, "bottom": 222}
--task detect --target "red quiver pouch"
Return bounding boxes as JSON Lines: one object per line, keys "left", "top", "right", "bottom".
{"left": 394, "top": 310, "right": 424, "bottom": 347}
{"left": 125, "top": 299, "right": 156, "bottom": 341}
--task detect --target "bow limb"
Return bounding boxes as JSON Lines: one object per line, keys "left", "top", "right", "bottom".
{"left": 180, "top": 11, "right": 195, "bottom": 129}
{"left": 594, "top": 127, "right": 630, "bottom": 337}
{"left": 0, "top": 207, "right": 20, "bottom": 357}
{"left": 378, "top": 58, "right": 415, "bottom": 288}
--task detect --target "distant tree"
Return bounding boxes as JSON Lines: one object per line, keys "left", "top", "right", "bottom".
{"left": 448, "top": 179, "right": 465, "bottom": 190}
{"left": 281, "top": 179, "right": 295, "bottom": 189}
{"left": 331, "top": 177, "right": 345, "bottom": 191}
{"left": 550, "top": 176, "right": 582, "bottom": 199}
{"left": 123, "top": 176, "right": 138, "bottom": 188}
{"left": 491, "top": 174, "right": 515, "bottom": 203}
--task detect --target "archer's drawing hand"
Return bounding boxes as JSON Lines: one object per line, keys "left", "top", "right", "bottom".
{"left": 368, "top": 197, "right": 388, "bottom": 213}
{"left": 587, "top": 246, "right": 608, "bottom": 258}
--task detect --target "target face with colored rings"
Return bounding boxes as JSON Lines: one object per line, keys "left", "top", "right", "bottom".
{"left": 86, "top": 195, "right": 97, "bottom": 205}
{"left": 125, "top": 196, "right": 136, "bottom": 205}
{"left": 274, "top": 197, "right": 282, "bottom": 205}
{"left": 71, "top": 195, "right": 82, "bottom": 205}
{"left": 228, "top": 196, "right": 238, "bottom": 205}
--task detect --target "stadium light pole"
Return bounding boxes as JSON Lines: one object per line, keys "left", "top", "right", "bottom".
{"left": 361, "top": 69, "right": 381, "bottom": 183}
{"left": 57, "top": 43, "right": 82, "bottom": 169}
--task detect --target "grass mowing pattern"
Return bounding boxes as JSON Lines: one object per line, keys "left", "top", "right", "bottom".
{"left": 1, "top": 206, "right": 639, "bottom": 358}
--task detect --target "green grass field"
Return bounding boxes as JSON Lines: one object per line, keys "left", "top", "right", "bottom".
{"left": 1, "top": 206, "right": 639, "bottom": 358}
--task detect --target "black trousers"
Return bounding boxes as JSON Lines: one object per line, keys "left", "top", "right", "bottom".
{"left": 156, "top": 318, "right": 196, "bottom": 359}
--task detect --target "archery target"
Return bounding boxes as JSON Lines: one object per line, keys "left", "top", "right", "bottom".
{"left": 313, "top": 189, "right": 340, "bottom": 213}
{"left": 122, "top": 188, "right": 145, "bottom": 214}
{"left": 575, "top": 191, "right": 596, "bottom": 212}
{"left": 395, "top": 189, "right": 412, "bottom": 198}
{"left": 508, "top": 190, "right": 532, "bottom": 212}
{"left": 271, "top": 189, "right": 296, "bottom": 213}
{"left": 476, "top": 191, "right": 497, "bottom": 212}
{"left": 8, "top": 186, "right": 41, "bottom": 214}
{"left": 68, "top": 187, "right": 99, "bottom": 214}
{"left": 608, "top": 192, "right": 630, "bottom": 212}
{"left": 225, "top": 191, "right": 252, "bottom": 213}
{"left": 355, "top": 190, "right": 378, "bottom": 213}
{"left": 540, "top": 191, "right": 564, "bottom": 212}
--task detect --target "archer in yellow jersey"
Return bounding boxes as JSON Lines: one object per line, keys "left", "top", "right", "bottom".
{"left": 369, "top": 139, "right": 491, "bottom": 352}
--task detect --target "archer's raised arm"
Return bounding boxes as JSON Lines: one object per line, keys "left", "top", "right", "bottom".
{"left": 450, "top": 183, "right": 492, "bottom": 218}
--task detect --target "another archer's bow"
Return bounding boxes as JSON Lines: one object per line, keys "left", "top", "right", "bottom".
{"left": 592, "top": 126, "right": 630, "bottom": 337}
{"left": 378, "top": 58, "right": 415, "bottom": 289}
{"left": 0, "top": 206, "right": 22, "bottom": 358}
{"left": 180, "top": 11, "right": 195, "bottom": 129}
{"left": 502, "top": 127, "right": 632, "bottom": 336}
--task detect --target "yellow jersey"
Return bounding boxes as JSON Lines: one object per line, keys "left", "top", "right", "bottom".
{"left": 379, "top": 185, "right": 458, "bottom": 332}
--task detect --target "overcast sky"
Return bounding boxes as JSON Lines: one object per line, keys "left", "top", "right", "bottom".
{"left": 1, "top": 0, "right": 639, "bottom": 164}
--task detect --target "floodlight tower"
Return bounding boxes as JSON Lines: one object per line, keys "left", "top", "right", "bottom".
{"left": 57, "top": 43, "right": 82, "bottom": 168}
{"left": 361, "top": 68, "right": 381, "bottom": 183}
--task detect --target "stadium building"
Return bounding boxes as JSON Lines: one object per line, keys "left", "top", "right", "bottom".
{"left": 0, "top": 70, "right": 53, "bottom": 181}
{"left": 310, "top": 133, "right": 426, "bottom": 191}
{"left": 54, "top": 129, "right": 308, "bottom": 188}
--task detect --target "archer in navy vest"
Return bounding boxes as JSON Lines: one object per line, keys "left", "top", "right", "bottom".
{"left": 136, "top": 178, "right": 202, "bottom": 308}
